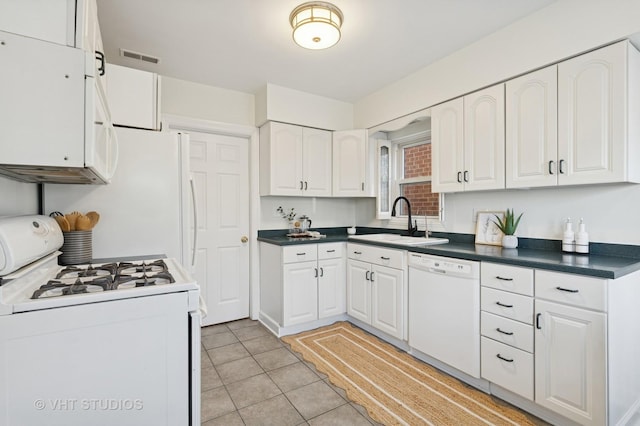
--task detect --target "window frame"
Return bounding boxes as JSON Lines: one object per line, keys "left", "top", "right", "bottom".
{"left": 388, "top": 131, "right": 445, "bottom": 233}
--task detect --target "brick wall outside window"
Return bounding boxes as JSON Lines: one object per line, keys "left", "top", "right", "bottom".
{"left": 398, "top": 143, "right": 439, "bottom": 216}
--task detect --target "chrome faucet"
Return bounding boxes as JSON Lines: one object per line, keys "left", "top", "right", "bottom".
{"left": 391, "top": 196, "right": 418, "bottom": 236}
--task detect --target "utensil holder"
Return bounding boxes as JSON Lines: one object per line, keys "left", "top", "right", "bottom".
{"left": 60, "top": 231, "right": 93, "bottom": 265}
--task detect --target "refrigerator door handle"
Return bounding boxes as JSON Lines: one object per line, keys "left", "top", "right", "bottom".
{"left": 190, "top": 176, "right": 199, "bottom": 268}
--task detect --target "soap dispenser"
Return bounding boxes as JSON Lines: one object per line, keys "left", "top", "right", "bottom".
{"left": 562, "top": 218, "right": 575, "bottom": 253}
{"left": 575, "top": 218, "right": 589, "bottom": 254}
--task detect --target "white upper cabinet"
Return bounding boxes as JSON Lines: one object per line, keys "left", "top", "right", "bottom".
{"left": 106, "top": 64, "right": 160, "bottom": 130}
{"left": 259, "top": 122, "right": 332, "bottom": 196}
{"left": 464, "top": 84, "right": 505, "bottom": 191}
{"left": 332, "top": 129, "right": 370, "bottom": 197}
{"left": 558, "top": 40, "right": 640, "bottom": 185}
{"left": 302, "top": 127, "right": 333, "bottom": 196}
{"left": 432, "top": 84, "right": 505, "bottom": 193}
{"left": 506, "top": 65, "right": 558, "bottom": 188}
{"left": 432, "top": 98, "right": 465, "bottom": 192}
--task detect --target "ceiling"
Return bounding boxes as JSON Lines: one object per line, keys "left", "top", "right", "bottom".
{"left": 96, "top": 0, "right": 556, "bottom": 103}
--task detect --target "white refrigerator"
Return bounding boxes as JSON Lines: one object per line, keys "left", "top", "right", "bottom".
{"left": 44, "top": 127, "right": 194, "bottom": 269}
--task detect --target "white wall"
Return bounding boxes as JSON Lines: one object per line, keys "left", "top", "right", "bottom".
{"left": 260, "top": 196, "right": 356, "bottom": 230}
{"left": 354, "top": 0, "right": 640, "bottom": 129}
{"left": 255, "top": 83, "right": 354, "bottom": 130}
{"left": 0, "top": 176, "right": 38, "bottom": 216}
{"left": 352, "top": 0, "right": 640, "bottom": 246}
{"left": 161, "top": 76, "right": 255, "bottom": 126}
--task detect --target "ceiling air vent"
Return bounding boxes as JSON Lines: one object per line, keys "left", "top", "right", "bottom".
{"left": 119, "top": 48, "right": 160, "bottom": 64}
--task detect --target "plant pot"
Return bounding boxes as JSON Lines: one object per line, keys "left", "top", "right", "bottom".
{"left": 502, "top": 235, "right": 518, "bottom": 249}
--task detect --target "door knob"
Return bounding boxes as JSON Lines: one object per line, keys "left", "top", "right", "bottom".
{"left": 241, "top": 236, "right": 248, "bottom": 243}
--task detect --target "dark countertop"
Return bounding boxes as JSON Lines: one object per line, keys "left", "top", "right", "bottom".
{"left": 258, "top": 228, "right": 640, "bottom": 279}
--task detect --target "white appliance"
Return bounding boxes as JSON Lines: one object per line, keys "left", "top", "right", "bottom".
{"left": 0, "top": 30, "right": 118, "bottom": 184}
{"left": 0, "top": 215, "right": 201, "bottom": 425}
{"left": 43, "top": 126, "right": 193, "bottom": 268}
{"left": 408, "top": 252, "right": 481, "bottom": 378}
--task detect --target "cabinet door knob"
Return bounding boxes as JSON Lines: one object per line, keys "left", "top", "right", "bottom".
{"left": 300, "top": 181, "right": 304, "bottom": 190}
{"left": 365, "top": 271, "right": 370, "bottom": 281}
{"left": 463, "top": 171, "right": 469, "bottom": 182}
{"left": 548, "top": 160, "right": 555, "bottom": 175}
{"left": 558, "top": 159, "right": 565, "bottom": 174}
{"left": 457, "top": 171, "right": 462, "bottom": 183}
{"left": 304, "top": 181, "right": 308, "bottom": 190}
{"left": 241, "top": 236, "right": 248, "bottom": 243}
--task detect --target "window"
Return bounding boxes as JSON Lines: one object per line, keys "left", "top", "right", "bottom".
{"left": 371, "top": 111, "right": 443, "bottom": 229}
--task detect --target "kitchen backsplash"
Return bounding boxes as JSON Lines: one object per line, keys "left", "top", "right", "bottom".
{"left": 0, "top": 176, "right": 38, "bottom": 216}
{"left": 260, "top": 196, "right": 357, "bottom": 230}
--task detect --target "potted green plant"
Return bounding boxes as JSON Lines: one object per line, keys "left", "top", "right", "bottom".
{"left": 493, "top": 209, "right": 523, "bottom": 248}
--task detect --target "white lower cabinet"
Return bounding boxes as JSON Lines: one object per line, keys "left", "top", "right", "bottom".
{"left": 346, "top": 243, "right": 406, "bottom": 340}
{"left": 259, "top": 242, "right": 345, "bottom": 333}
{"left": 534, "top": 270, "right": 608, "bottom": 426}
{"left": 283, "top": 260, "right": 318, "bottom": 326}
{"left": 534, "top": 299, "right": 606, "bottom": 426}
{"left": 480, "top": 263, "right": 534, "bottom": 400}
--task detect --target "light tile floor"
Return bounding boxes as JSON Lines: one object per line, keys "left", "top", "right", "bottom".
{"left": 200, "top": 319, "right": 380, "bottom": 425}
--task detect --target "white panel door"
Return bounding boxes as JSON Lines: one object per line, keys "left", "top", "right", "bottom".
{"left": 370, "top": 265, "right": 404, "bottom": 340}
{"left": 431, "top": 98, "right": 465, "bottom": 193}
{"left": 302, "top": 127, "right": 332, "bottom": 196}
{"left": 318, "top": 257, "right": 346, "bottom": 319}
{"left": 346, "top": 259, "right": 371, "bottom": 324}
{"left": 283, "top": 261, "right": 318, "bottom": 326}
{"left": 332, "top": 129, "right": 367, "bottom": 196}
{"left": 558, "top": 41, "right": 627, "bottom": 185}
{"left": 506, "top": 65, "right": 558, "bottom": 188}
{"left": 464, "top": 84, "right": 505, "bottom": 191}
{"left": 190, "top": 132, "right": 250, "bottom": 326}
{"left": 535, "top": 300, "right": 606, "bottom": 426}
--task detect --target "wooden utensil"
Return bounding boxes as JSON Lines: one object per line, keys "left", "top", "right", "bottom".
{"left": 86, "top": 211, "right": 100, "bottom": 229}
{"left": 75, "top": 214, "right": 92, "bottom": 231}
{"left": 65, "top": 211, "right": 82, "bottom": 231}
{"left": 53, "top": 215, "right": 71, "bottom": 232}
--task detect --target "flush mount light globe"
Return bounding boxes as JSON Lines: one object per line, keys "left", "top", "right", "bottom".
{"left": 290, "top": 2, "right": 343, "bottom": 50}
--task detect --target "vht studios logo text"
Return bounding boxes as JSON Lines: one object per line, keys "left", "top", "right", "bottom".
{"left": 34, "top": 398, "right": 143, "bottom": 411}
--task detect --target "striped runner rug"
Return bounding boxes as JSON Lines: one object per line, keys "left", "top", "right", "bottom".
{"left": 282, "top": 322, "right": 540, "bottom": 426}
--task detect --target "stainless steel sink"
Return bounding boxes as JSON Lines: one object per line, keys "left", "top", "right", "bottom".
{"left": 348, "top": 233, "right": 449, "bottom": 246}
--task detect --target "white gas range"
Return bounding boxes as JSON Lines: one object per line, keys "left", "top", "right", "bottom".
{"left": 0, "top": 215, "right": 201, "bottom": 426}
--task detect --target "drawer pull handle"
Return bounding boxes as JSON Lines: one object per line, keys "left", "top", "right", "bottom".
{"left": 556, "top": 286, "right": 579, "bottom": 293}
{"left": 495, "top": 276, "right": 513, "bottom": 281}
{"left": 326, "top": 249, "right": 336, "bottom": 253}
{"left": 296, "top": 252, "right": 306, "bottom": 256}
{"left": 380, "top": 256, "right": 390, "bottom": 260}
{"left": 496, "top": 328, "right": 514, "bottom": 336}
{"left": 354, "top": 251, "right": 362, "bottom": 255}
{"left": 365, "top": 271, "right": 370, "bottom": 281}
{"left": 496, "top": 354, "right": 514, "bottom": 363}
{"left": 536, "top": 313, "right": 542, "bottom": 329}
{"left": 496, "top": 301, "right": 514, "bottom": 308}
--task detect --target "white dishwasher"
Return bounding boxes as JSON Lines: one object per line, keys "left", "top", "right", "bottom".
{"left": 408, "top": 252, "right": 481, "bottom": 378}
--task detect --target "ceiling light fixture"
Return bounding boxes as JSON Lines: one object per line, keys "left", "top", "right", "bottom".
{"left": 289, "top": 2, "right": 343, "bottom": 50}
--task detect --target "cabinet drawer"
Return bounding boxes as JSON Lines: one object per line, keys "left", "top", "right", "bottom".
{"left": 481, "top": 312, "right": 533, "bottom": 353}
{"left": 317, "top": 242, "right": 344, "bottom": 260}
{"left": 282, "top": 244, "right": 318, "bottom": 264}
{"left": 535, "top": 270, "right": 607, "bottom": 311}
{"left": 481, "top": 287, "right": 533, "bottom": 324}
{"left": 481, "top": 337, "right": 533, "bottom": 401}
{"left": 481, "top": 263, "right": 533, "bottom": 296}
{"left": 347, "top": 243, "right": 405, "bottom": 270}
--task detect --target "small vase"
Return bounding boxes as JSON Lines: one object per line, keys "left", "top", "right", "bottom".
{"left": 502, "top": 235, "right": 518, "bottom": 249}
